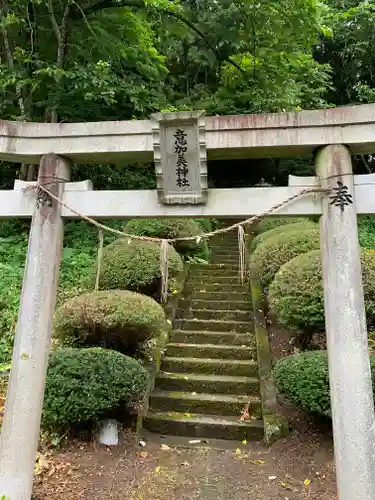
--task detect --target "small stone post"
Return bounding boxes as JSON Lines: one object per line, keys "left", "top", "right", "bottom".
{"left": 316, "top": 144, "right": 375, "bottom": 500}
{"left": 0, "top": 154, "right": 71, "bottom": 500}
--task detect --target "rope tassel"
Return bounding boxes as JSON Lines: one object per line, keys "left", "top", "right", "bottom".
{"left": 238, "top": 225, "right": 246, "bottom": 285}
{"left": 95, "top": 229, "right": 104, "bottom": 291}
{"left": 160, "top": 239, "right": 169, "bottom": 303}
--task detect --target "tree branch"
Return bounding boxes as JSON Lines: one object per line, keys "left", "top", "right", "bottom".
{"left": 79, "top": 0, "right": 245, "bottom": 74}
{"left": 47, "top": 0, "right": 61, "bottom": 44}
{"left": 0, "top": 0, "right": 26, "bottom": 116}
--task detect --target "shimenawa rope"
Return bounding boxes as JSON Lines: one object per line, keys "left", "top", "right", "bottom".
{"left": 26, "top": 183, "right": 326, "bottom": 301}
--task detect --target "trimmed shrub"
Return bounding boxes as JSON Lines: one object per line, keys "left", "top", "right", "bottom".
{"left": 91, "top": 239, "right": 184, "bottom": 301}
{"left": 124, "top": 218, "right": 209, "bottom": 260}
{"left": 250, "top": 228, "right": 320, "bottom": 289}
{"left": 273, "top": 351, "right": 375, "bottom": 417}
{"left": 251, "top": 221, "right": 317, "bottom": 250}
{"left": 269, "top": 248, "right": 375, "bottom": 333}
{"left": 252, "top": 217, "right": 310, "bottom": 235}
{"left": 54, "top": 290, "right": 169, "bottom": 353}
{"left": 42, "top": 348, "right": 148, "bottom": 430}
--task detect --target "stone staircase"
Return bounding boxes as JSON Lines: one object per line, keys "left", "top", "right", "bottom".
{"left": 144, "top": 222, "right": 264, "bottom": 442}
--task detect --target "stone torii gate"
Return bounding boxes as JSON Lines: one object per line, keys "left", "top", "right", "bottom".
{"left": 1, "top": 106, "right": 375, "bottom": 500}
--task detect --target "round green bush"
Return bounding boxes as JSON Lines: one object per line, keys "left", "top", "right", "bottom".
{"left": 92, "top": 239, "right": 184, "bottom": 301}
{"left": 269, "top": 248, "right": 375, "bottom": 333}
{"left": 42, "top": 347, "right": 149, "bottom": 430}
{"left": 124, "top": 218, "right": 209, "bottom": 260}
{"left": 250, "top": 228, "right": 320, "bottom": 289}
{"left": 250, "top": 221, "right": 317, "bottom": 250}
{"left": 54, "top": 290, "right": 169, "bottom": 352}
{"left": 252, "top": 217, "right": 310, "bottom": 235}
{"left": 273, "top": 351, "right": 375, "bottom": 417}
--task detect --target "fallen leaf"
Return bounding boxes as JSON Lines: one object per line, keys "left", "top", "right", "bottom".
{"left": 250, "top": 459, "right": 265, "bottom": 465}
{"left": 161, "top": 444, "right": 171, "bottom": 450}
{"left": 269, "top": 476, "right": 277, "bottom": 481}
{"left": 139, "top": 451, "right": 148, "bottom": 459}
{"left": 304, "top": 479, "right": 311, "bottom": 486}
{"left": 47, "top": 466, "right": 56, "bottom": 477}
{"left": 155, "top": 466, "right": 161, "bottom": 473}
{"left": 235, "top": 448, "right": 242, "bottom": 455}
{"left": 242, "top": 439, "right": 247, "bottom": 445}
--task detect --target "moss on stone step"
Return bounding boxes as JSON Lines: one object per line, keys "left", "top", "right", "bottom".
{"left": 176, "top": 319, "right": 253, "bottom": 333}
{"left": 192, "top": 291, "right": 249, "bottom": 302}
{"left": 162, "top": 356, "right": 258, "bottom": 377}
{"left": 176, "top": 308, "right": 252, "bottom": 322}
{"left": 186, "top": 283, "right": 248, "bottom": 294}
{"left": 188, "top": 300, "right": 250, "bottom": 311}
{"left": 150, "top": 391, "right": 262, "bottom": 416}
{"left": 171, "top": 330, "right": 254, "bottom": 346}
{"left": 187, "top": 276, "right": 245, "bottom": 285}
{"left": 144, "top": 411, "right": 264, "bottom": 441}
{"left": 165, "top": 343, "right": 256, "bottom": 360}
{"left": 156, "top": 372, "right": 260, "bottom": 395}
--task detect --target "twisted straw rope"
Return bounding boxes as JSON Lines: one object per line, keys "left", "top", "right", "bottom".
{"left": 28, "top": 183, "right": 327, "bottom": 301}
{"left": 32, "top": 184, "right": 326, "bottom": 243}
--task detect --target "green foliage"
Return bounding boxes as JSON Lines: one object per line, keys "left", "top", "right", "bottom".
{"left": 250, "top": 221, "right": 318, "bottom": 250}
{"left": 54, "top": 290, "right": 169, "bottom": 353}
{"left": 273, "top": 351, "right": 332, "bottom": 416}
{"left": 252, "top": 217, "right": 310, "bottom": 235}
{"left": 250, "top": 228, "right": 320, "bottom": 289}
{"left": 125, "top": 218, "right": 209, "bottom": 260}
{"left": 92, "top": 238, "right": 184, "bottom": 301}
{"left": 42, "top": 348, "right": 148, "bottom": 430}
{"left": 71, "top": 163, "right": 157, "bottom": 190}
{"left": 317, "top": 0, "right": 375, "bottom": 106}
{"left": 0, "top": 223, "right": 100, "bottom": 363}
{"left": 162, "top": 0, "right": 331, "bottom": 114}
{"left": 358, "top": 216, "right": 375, "bottom": 250}
{"left": 274, "top": 351, "right": 375, "bottom": 417}
{"left": 194, "top": 219, "right": 216, "bottom": 233}
{"left": 269, "top": 248, "right": 375, "bottom": 333}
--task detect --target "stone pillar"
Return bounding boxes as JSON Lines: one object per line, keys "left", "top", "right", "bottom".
{"left": 316, "top": 145, "right": 375, "bottom": 500}
{"left": 0, "top": 154, "right": 71, "bottom": 500}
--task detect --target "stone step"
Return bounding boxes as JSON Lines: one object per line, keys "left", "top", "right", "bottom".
{"left": 186, "top": 283, "right": 248, "bottom": 293}
{"left": 176, "top": 308, "right": 252, "bottom": 322}
{"left": 193, "top": 291, "right": 249, "bottom": 302}
{"left": 189, "top": 269, "right": 239, "bottom": 277}
{"left": 165, "top": 343, "right": 255, "bottom": 360}
{"left": 171, "top": 330, "right": 254, "bottom": 346}
{"left": 211, "top": 249, "right": 241, "bottom": 254}
{"left": 210, "top": 248, "right": 239, "bottom": 254}
{"left": 156, "top": 372, "right": 260, "bottom": 395}
{"left": 188, "top": 276, "right": 243, "bottom": 285}
{"left": 149, "top": 391, "right": 261, "bottom": 416}
{"left": 211, "top": 255, "right": 239, "bottom": 269}
{"left": 161, "top": 357, "right": 258, "bottom": 377}
{"left": 175, "top": 319, "right": 252, "bottom": 333}
{"left": 189, "top": 264, "right": 238, "bottom": 272}
{"left": 144, "top": 412, "right": 264, "bottom": 441}
{"left": 189, "top": 299, "right": 250, "bottom": 311}
{"left": 140, "top": 432, "right": 259, "bottom": 451}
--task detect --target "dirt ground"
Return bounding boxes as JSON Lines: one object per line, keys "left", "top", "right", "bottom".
{"left": 32, "top": 322, "right": 337, "bottom": 500}
{"left": 32, "top": 410, "right": 336, "bottom": 500}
